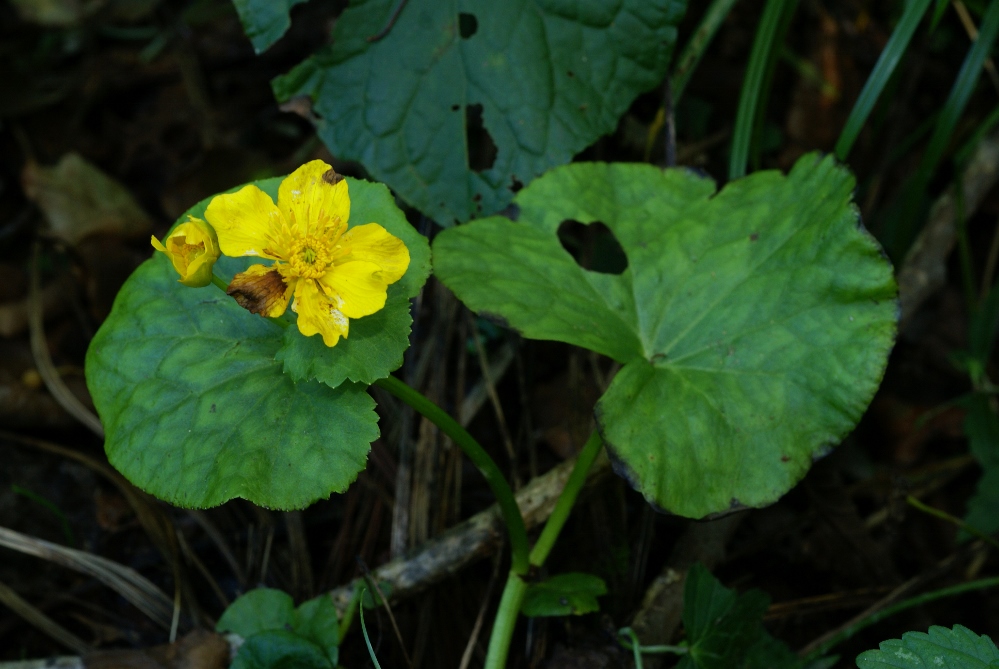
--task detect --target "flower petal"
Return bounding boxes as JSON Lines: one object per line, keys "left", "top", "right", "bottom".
{"left": 339, "top": 223, "right": 410, "bottom": 284}
{"left": 319, "top": 260, "right": 390, "bottom": 319}
{"left": 277, "top": 160, "right": 349, "bottom": 239}
{"left": 227, "top": 264, "right": 294, "bottom": 317}
{"left": 205, "top": 185, "right": 284, "bottom": 258}
{"left": 293, "top": 278, "right": 349, "bottom": 347}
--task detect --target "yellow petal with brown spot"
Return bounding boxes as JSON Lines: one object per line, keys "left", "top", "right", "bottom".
{"left": 277, "top": 160, "right": 349, "bottom": 239}
{"left": 339, "top": 223, "right": 410, "bottom": 284}
{"left": 292, "top": 278, "right": 349, "bottom": 347}
{"left": 227, "top": 264, "right": 294, "bottom": 317}
{"left": 205, "top": 185, "right": 284, "bottom": 259}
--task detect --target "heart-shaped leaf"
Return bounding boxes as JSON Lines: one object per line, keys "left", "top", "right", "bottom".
{"left": 433, "top": 154, "right": 897, "bottom": 518}
{"left": 272, "top": 0, "right": 688, "bottom": 224}
{"left": 86, "top": 176, "right": 427, "bottom": 509}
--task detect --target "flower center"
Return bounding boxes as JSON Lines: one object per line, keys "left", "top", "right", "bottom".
{"left": 289, "top": 236, "right": 333, "bottom": 279}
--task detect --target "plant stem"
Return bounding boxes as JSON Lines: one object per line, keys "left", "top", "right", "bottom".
{"left": 671, "top": 0, "right": 739, "bottom": 105}
{"left": 483, "top": 572, "right": 528, "bottom": 669}
{"left": 483, "top": 431, "right": 605, "bottom": 669}
{"left": 805, "top": 576, "right": 999, "bottom": 659}
{"left": 906, "top": 495, "right": 999, "bottom": 550}
{"left": 529, "top": 431, "right": 603, "bottom": 565}
{"left": 374, "top": 375, "right": 530, "bottom": 575}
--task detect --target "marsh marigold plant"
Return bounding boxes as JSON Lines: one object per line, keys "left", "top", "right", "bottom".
{"left": 204, "top": 161, "right": 410, "bottom": 347}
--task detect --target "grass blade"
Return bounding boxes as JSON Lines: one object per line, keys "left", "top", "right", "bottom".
{"left": 729, "top": 0, "right": 797, "bottom": 179}
{"left": 884, "top": 0, "right": 999, "bottom": 257}
{"left": 835, "top": 0, "right": 935, "bottom": 161}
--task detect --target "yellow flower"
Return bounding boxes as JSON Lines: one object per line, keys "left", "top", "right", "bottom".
{"left": 204, "top": 161, "right": 410, "bottom": 347}
{"left": 151, "top": 216, "right": 221, "bottom": 288}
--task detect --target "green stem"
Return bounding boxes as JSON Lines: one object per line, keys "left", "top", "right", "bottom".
{"left": 210, "top": 273, "right": 229, "bottom": 293}
{"left": 529, "top": 431, "right": 603, "bottom": 565}
{"left": 906, "top": 495, "right": 999, "bottom": 550}
{"left": 805, "top": 576, "right": 999, "bottom": 660}
{"left": 483, "top": 572, "right": 528, "bottom": 669}
{"left": 483, "top": 431, "right": 605, "bottom": 669}
{"left": 374, "top": 375, "right": 530, "bottom": 575}
{"left": 671, "top": 0, "right": 740, "bottom": 104}
{"left": 618, "top": 626, "right": 688, "bottom": 669}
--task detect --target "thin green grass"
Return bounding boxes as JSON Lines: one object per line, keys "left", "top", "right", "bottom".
{"left": 729, "top": 0, "right": 797, "bottom": 179}
{"left": 835, "top": 0, "right": 935, "bottom": 161}
{"left": 883, "top": 0, "right": 999, "bottom": 257}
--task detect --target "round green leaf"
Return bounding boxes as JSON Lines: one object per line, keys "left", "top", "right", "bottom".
{"left": 433, "top": 154, "right": 897, "bottom": 518}
{"left": 273, "top": 0, "right": 687, "bottom": 223}
{"left": 84, "top": 177, "right": 405, "bottom": 510}
{"left": 217, "top": 588, "right": 295, "bottom": 638}
{"left": 232, "top": 630, "right": 332, "bottom": 669}
{"left": 274, "top": 177, "right": 431, "bottom": 388}
{"left": 294, "top": 595, "right": 340, "bottom": 665}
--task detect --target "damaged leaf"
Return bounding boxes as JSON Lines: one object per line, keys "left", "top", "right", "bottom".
{"left": 272, "top": 0, "right": 688, "bottom": 223}
{"left": 433, "top": 153, "right": 897, "bottom": 518}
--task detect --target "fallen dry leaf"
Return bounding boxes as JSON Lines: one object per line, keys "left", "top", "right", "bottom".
{"left": 22, "top": 153, "right": 152, "bottom": 247}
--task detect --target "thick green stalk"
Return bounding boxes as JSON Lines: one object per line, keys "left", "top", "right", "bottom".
{"left": 374, "top": 375, "right": 530, "bottom": 575}
{"left": 729, "top": 0, "right": 795, "bottom": 179}
{"left": 529, "top": 431, "right": 604, "bottom": 565}
{"left": 483, "top": 572, "right": 529, "bottom": 669}
{"left": 483, "top": 431, "right": 605, "bottom": 669}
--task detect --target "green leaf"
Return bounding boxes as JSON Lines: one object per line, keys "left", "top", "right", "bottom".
{"left": 84, "top": 178, "right": 404, "bottom": 510}
{"left": 217, "top": 589, "right": 295, "bottom": 638}
{"left": 855, "top": 625, "right": 999, "bottom": 668}
{"left": 677, "top": 564, "right": 772, "bottom": 669}
{"left": 232, "top": 630, "right": 332, "bottom": 669}
{"left": 275, "top": 178, "right": 431, "bottom": 388}
{"left": 231, "top": 0, "right": 306, "bottom": 54}
{"left": 521, "top": 573, "right": 607, "bottom": 617}
{"left": 433, "top": 154, "right": 897, "bottom": 518}
{"left": 273, "top": 0, "right": 688, "bottom": 224}
{"left": 294, "top": 595, "right": 340, "bottom": 666}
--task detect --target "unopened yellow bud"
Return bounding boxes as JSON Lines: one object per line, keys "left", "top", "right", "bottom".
{"left": 151, "top": 217, "right": 221, "bottom": 288}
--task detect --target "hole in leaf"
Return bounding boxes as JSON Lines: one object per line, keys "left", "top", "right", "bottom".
{"left": 557, "top": 220, "right": 628, "bottom": 275}
{"left": 509, "top": 175, "right": 523, "bottom": 192}
{"left": 459, "top": 13, "right": 477, "bottom": 38}
{"left": 465, "top": 104, "right": 497, "bottom": 172}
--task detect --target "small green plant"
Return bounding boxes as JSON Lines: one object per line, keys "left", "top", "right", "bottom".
{"left": 216, "top": 588, "right": 340, "bottom": 669}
